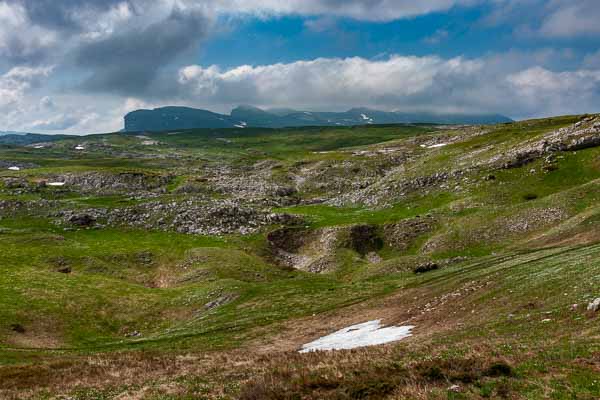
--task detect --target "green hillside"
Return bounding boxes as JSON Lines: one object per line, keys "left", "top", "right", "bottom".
{"left": 0, "top": 116, "right": 598, "bottom": 399}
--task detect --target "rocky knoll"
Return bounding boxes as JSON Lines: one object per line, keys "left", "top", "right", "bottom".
{"left": 57, "top": 200, "right": 301, "bottom": 236}
{"left": 491, "top": 116, "right": 600, "bottom": 169}
{"left": 57, "top": 172, "right": 174, "bottom": 194}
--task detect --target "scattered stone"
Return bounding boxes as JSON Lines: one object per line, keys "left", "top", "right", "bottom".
{"left": 205, "top": 293, "right": 238, "bottom": 310}
{"left": 413, "top": 262, "right": 439, "bottom": 274}
{"left": 366, "top": 252, "right": 382, "bottom": 263}
{"left": 587, "top": 298, "right": 600, "bottom": 312}
{"left": 68, "top": 213, "right": 96, "bottom": 227}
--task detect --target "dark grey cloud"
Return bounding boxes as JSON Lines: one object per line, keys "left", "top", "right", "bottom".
{"left": 20, "top": 0, "right": 128, "bottom": 30}
{"left": 75, "top": 6, "right": 210, "bottom": 96}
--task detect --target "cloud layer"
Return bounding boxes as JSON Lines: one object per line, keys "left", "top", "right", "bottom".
{"left": 208, "top": 0, "right": 477, "bottom": 22}
{"left": 177, "top": 56, "right": 600, "bottom": 119}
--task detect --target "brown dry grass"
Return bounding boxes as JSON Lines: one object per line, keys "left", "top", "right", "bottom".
{"left": 0, "top": 276, "right": 525, "bottom": 399}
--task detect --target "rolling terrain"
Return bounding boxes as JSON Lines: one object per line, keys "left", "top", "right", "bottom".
{"left": 0, "top": 116, "right": 599, "bottom": 399}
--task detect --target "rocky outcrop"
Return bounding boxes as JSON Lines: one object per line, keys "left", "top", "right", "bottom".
{"left": 267, "top": 226, "right": 341, "bottom": 272}
{"left": 205, "top": 162, "right": 300, "bottom": 206}
{"left": 329, "top": 169, "right": 468, "bottom": 207}
{"left": 0, "top": 199, "right": 58, "bottom": 215}
{"left": 383, "top": 216, "right": 437, "bottom": 251}
{"left": 56, "top": 200, "right": 300, "bottom": 236}
{"left": 492, "top": 117, "right": 600, "bottom": 169}
{"left": 56, "top": 172, "right": 173, "bottom": 194}
{"left": 0, "top": 160, "right": 39, "bottom": 169}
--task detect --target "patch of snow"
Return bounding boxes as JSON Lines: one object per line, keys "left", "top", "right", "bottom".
{"left": 300, "top": 320, "right": 414, "bottom": 353}
{"left": 47, "top": 182, "right": 66, "bottom": 187}
{"left": 75, "top": 145, "right": 85, "bottom": 150}
{"left": 8, "top": 166, "right": 20, "bottom": 171}
{"left": 33, "top": 145, "right": 45, "bottom": 149}
{"left": 427, "top": 143, "right": 448, "bottom": 149}
{"left": 234, "top": 121, "right": 247, "bottom": 128}
{"left": 360, "top": 113, "right": 374, "bottom": 124}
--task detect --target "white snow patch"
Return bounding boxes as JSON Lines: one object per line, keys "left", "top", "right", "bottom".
{"left": 427, "top": 143, "right": 448, "bottom": 149}
{"left": 8, "top": 166, "right": 20, "bottom": 171}
{"left": 47, "top": 182, "right": 66, "bottom": 187}
{"left": 234, "top": 121, "right": 247, "bottom": 128}
{"left": 33, "top": 145, "right": 45, "bottom": 149}
{"left": 300, "top": 320, "right": 414, "bottom": 353}
{"left": 75, "top": 145, "right": 85, "bottom": 150}
{"left": 360, "top": 113, "right": 374, "bottom": 124}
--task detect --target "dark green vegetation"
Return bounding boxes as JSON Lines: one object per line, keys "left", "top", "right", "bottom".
{"left": 0, "top": 116, "right": 599, "bottom": 399}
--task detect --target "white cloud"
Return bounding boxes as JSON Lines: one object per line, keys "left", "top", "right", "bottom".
{"left": 177, "top": 55, "right": 600, "bottom": 119}
{"left": 178, "top": 56, "right": 484, "bottom": 110}
{"left": 507, "top": 67, "right": 600, "bottom": 116}
{"left": 0, "top": 66, "right": 53, "bottom": 108}
{"left": 27, "top": 114, "right": 82, "bottom": 131}
{"left": 539, "top": 1, "right": 600, "bottom": 38}
{"left": 207, "top": 0, "right": 479, "bottom": 22}
{"left": 40, "top": 96, "right": 55, "bottom": 109}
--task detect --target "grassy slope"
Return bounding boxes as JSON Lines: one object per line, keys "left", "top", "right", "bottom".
{"left": 0, "top": 118, "right": 598, "bottom": 399}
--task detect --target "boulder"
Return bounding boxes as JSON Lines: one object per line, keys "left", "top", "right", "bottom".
{"left": 68, "top": 214, "right": 96, "bottom": 227}
{"left": 587, "top": 298, "right": 600, "bottom": 312}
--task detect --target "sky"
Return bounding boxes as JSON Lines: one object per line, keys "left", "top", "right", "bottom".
{"left": 1, "top": 0, "right": 600, "bottom": 134}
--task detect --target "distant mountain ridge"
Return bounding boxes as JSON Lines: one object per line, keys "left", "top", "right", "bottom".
{"left": 124, "top": 105, "right": 513, "bottom": 132}
{"left": 0, "top": 132, "right": 70, "bottom": 146}
{"left": 0, "top": 131, "right": 29, "bottom": 136}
